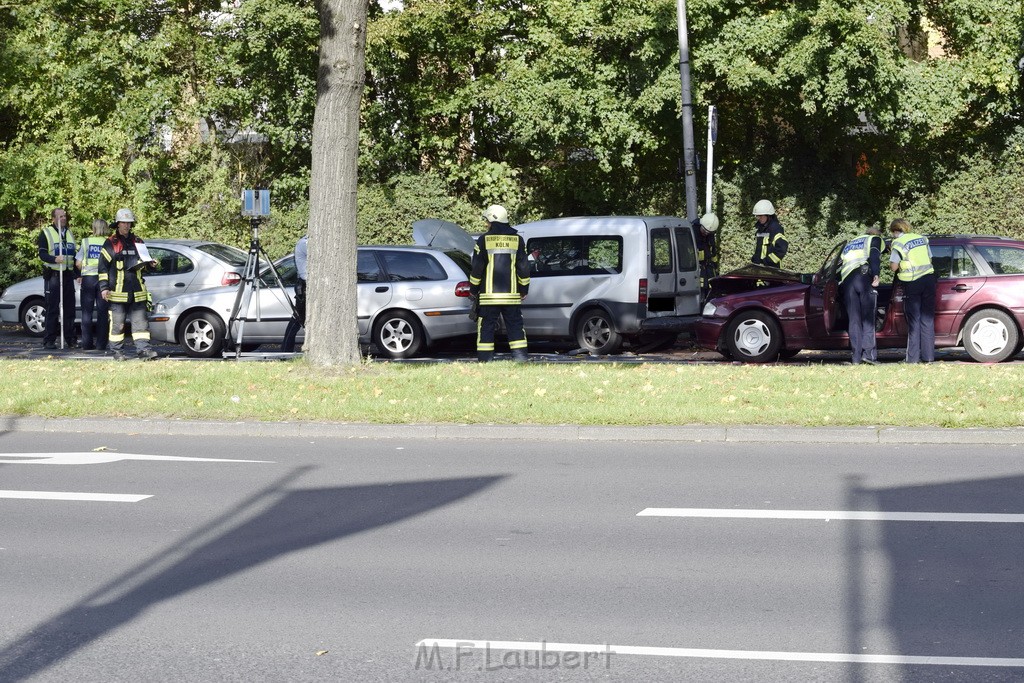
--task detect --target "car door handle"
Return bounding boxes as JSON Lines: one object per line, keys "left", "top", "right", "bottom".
{"left": 952, "top": 284, "right": 971, "bottom": 292}
{"left": 174, "top": 282, "right": 186, "bottom": 288}
{"left": 375, "top": 286, "right": 389, "bottom": 293}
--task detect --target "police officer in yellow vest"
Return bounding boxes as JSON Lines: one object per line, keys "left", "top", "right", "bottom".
{"left": 839, "top": 226, "right": 882, "bottom": 364}
{"left": 469, "top": 204, "right": 531, "bottom": 362}
{"left": 36, "top": 207, "right": 78, "bottom": 349}
{"left": 75, "top": 218, "right": 111, "bottom": 350}
{"left": 888, "top": 218, "right": 935, "bottom": 363}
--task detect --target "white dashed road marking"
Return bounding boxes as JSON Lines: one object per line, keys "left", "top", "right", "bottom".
{"left": 0, "top": 490, "right": 151, "bottom": 503}
{"left": 416, "top": 639, "right": 1024, "bottom": 668}
{"left": 637, "top": 508, "right": 1024, "bottom": 523}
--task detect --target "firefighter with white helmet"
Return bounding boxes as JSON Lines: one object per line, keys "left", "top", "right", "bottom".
{"left": 691, "top": 212, "right": 720, "bottom": 299}
{"left": 469, "top": 204, "right": 531, "bottom": 362}
{"left": 98, "top": 208, "right": 159, "bottom": 360}
{"left": 751, "top": 199, "right": 788, "bottom": 268}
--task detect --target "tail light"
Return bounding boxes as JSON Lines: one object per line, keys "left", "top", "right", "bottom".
{"left": 455, "top": 281, "right": 472, "bottom": 297}
{"left": 638, "top": 278, "right": 648, "bottom": 304}
{"left": 222, "top": 272, "right": 242, "bottom": 286}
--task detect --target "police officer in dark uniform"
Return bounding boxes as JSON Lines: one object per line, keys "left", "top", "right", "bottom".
{"left": 469, "top": 205, "right": 531, "bottom": 362}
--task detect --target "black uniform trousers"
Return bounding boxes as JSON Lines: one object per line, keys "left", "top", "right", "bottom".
{"left": 282, "top": 278, "right": 306, "bottom": 352}
{"left": 80, "top": 275, "right": 109, "bottom": 350}
{"left": 902, "top": 274, "right": 936, "bottom": 363}
{"left": 43, "top": 269, "right": 76, "bottom": 346}
{"left": 841, "top": 269, "right": 876, "bottom": 364}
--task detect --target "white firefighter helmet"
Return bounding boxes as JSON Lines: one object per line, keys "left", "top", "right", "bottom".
{"left": 699, "top": 212, "right": 719, "bottom": 233}
{"left": 114, "top": 208, "right": 137, "bottom": 223}
{"left": 752, "top": 199, "right": 775, "bottom": 216}
{"left": 483, "top": 204, "right": 509, "bottom": 223}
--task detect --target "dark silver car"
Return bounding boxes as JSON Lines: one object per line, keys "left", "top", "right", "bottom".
{"left": 148, "top": 245, "right": 476, "bottom": 358}
{"left": 0, "top": 239, "right": 248, "bottom": 336}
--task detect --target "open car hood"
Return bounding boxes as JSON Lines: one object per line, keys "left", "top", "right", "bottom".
{"left": 708, "top": 264, "right": 813, "bottom": 297}
{"left": 713, "top": 264, "right": 809, "bottom": 285}
{"left": 412, "top": 219, "right": 475, "bottom": 257}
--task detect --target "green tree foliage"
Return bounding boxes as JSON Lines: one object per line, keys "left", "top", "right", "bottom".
{"left": 1, "top": 0, "right": 1021, "bottom": 291}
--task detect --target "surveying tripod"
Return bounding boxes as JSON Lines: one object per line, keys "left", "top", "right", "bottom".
{"left": 226, "top": 217, "right": 298, "bottom": 359}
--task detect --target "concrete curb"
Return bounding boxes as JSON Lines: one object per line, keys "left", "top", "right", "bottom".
{"left": 2, "top": 415, "right": 1022, "bottom": 444}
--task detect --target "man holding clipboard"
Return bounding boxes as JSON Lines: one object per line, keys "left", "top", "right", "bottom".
{"left": 98, "top": 208, "right": 159, "bottom": 360}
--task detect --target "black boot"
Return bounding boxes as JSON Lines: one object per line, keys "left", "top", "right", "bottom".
{"left": 511, "top": 349, "right": 529, "bottom": 362}
{"left": 477, "top": 351, "right": 494, "bottom": 363}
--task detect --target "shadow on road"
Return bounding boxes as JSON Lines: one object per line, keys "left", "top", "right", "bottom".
{"left": 0, "top": 467, "right": 506, "bottom": 681}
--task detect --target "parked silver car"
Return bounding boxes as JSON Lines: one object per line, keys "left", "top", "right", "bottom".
{"left": 148, "top": 245, "right": 476, "bottom": 358}
{"left": 0, "top": 239, "right": 248, "bottom": 336}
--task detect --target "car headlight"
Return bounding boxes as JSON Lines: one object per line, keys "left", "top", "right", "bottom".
{"left": 154, "top": 299, "right": 177, "bottom": 313}
{"left": 702, "top": 301, "right": 718, "bottom": 317}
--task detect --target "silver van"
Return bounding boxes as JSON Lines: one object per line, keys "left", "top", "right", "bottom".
{"left": 415, "top": 216, "right": 701, "bottom": 354}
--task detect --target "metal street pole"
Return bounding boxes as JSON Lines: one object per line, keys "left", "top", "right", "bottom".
{"left": 676, "top": 0, "right": 698, "bottom": 222}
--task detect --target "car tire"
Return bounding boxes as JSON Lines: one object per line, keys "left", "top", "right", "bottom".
{"left": 21, "top": 296, "right": 46, "bottom": 337}
{"left": 725, "top": 310, "right": 783, "bottom": 363}
{"left": 962, "top": 309, "right": 1019, "bottom": 363}
{"left": 373, "top": 310, "right": 424, "bottom": 359}
{"left": 180, "top": 311, "right": 226, "bottom": 358}
{"left": 575, "top": 309, "right": 623, "bottom": 355}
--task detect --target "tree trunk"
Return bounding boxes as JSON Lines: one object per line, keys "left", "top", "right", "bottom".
{"left": 306, "top": 0, "right": 368, "bottom": 367}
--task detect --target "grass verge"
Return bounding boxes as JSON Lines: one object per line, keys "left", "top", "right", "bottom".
{"left": 2, "top": 358, "right": 1023, "bottom": 428}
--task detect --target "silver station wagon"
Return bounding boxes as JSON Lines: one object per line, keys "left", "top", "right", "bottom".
{"left": 148, "top": 245, "right": 476, "bottom": 358}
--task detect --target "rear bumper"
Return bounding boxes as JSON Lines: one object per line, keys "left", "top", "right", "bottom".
{"left": 639, "top": 314, "right": 703, "bottom": 335}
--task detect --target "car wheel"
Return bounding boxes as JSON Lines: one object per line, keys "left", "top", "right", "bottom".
{"left": 373, "top": 310, "right": 424, "bottom": 359}
{"left": 575, "top": 309, "right": 623, "bottom": 355}
{"left": 21, "top": 297, "right": 46, "bottom": 337}
{"left": 962, "top": 309, "right": 1019, "bottom": 363}
{"left": 180, "top": 311, "right": 226, "bottom": 358}
{"left": 725, "top": 310, "right": 783, "bottom": 362}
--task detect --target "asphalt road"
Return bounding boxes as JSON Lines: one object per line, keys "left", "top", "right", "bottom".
{"left": 1, "top": 430, "right": 1022, "bottom": 682}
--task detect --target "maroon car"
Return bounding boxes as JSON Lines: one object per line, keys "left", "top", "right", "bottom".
{"left": 695, "top": 235, "right": 1024, "bottom": 363}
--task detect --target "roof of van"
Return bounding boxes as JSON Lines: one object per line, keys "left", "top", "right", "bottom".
{"left": 515, "top": 216, "right": 687, "bottom": 234}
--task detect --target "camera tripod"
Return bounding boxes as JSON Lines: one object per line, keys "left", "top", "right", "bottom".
{"left": 226, "top": 217, "right": 298, "bottom": 359}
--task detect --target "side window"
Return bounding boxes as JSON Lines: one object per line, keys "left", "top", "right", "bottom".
{"left": 526, "top": 237, "right": 582, "bottom": 276}
{"left": 975, "top": 245, "right": 1024, "bottom": 276}
{"left": 357, "top": 251, "right": 382, "bottom": 283}
{"left": 260, "top": 257, "right": 297, "bottom": 286}
{"left": 146, "top": 247, "right": 194, "bottom": 276}
{"left": 930, "top": 245, "right": 953, "bottom": 278}
{"left": 651, "top": 228, "right": 672, "bottom": 274}
{"left": 674, "top": 227, "right": 698, "bottom": 271}
{"left": 586, "top": 238, "right": 622, "bottom": 273}
{"left": 952, "top": 246, "right": 979, "bottom": 277}
{"left": 933, "top": 245, "right": 979, "bottom": 278}
{"left": 379, "top": 250, "right": 447, "bottom": 281}
{"left": 526, "top": 237, "right": 621, "bottom": 276}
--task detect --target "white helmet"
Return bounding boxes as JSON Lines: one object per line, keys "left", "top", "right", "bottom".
{"left": 483, "top": 204, "right": 509, "bottom": 223}
{"left": 114, "top": 208, "right": 137, "bottom": 223}
{"left": 752, "top": 199, "right": 775, "bottom": 216}
{"left": 699, "top": 212, "right": 719, "bottom": 233}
